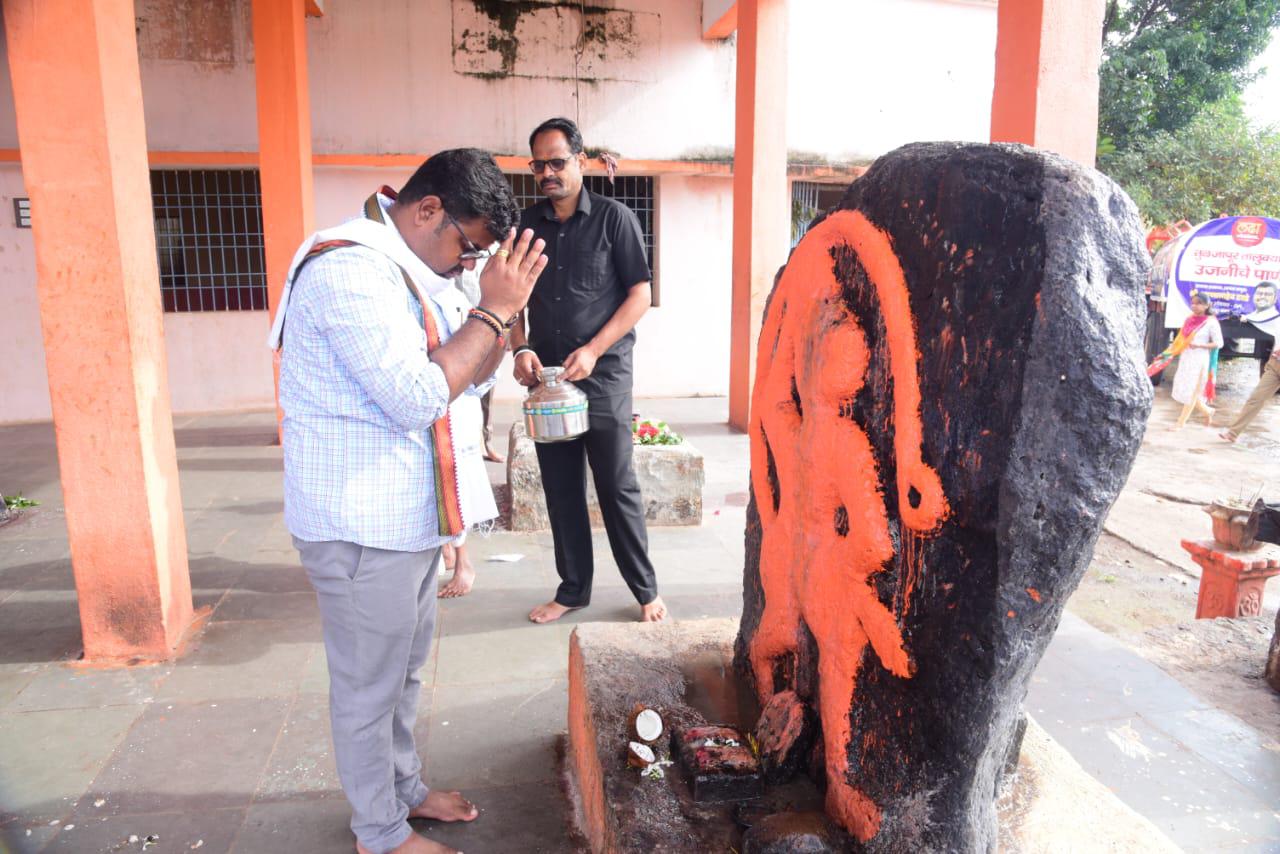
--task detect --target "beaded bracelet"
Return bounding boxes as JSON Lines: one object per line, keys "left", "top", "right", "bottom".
{"left": 467, "top": 308, "right": 504, "bottom": 338}
{"left": 471, "top": 305, "right": 508, "bottom": 330}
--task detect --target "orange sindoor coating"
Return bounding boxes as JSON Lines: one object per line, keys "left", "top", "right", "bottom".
{"left": 748, "top": 209, "right": 948, "bottom": 840}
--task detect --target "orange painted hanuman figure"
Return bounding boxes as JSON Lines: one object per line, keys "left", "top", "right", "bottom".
{"left": 748, "top": 209, "right": 949, "bottom": 841}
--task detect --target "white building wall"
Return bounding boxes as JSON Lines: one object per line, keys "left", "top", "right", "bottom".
{"left": 0, "top": 0, "right": 998, "bottom": 422}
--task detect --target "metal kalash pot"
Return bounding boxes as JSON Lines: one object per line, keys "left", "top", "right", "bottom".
{"left": 522, "top": 367, "right": 589, "bottom": 442}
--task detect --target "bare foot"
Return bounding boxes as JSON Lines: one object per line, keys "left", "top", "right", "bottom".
{"left": 438, "top": 563, "right": 476, "bottom": 598}
{"left": 356, "top": 832, "right": 460, "bottom": 854}
{"left": 640, "top": 596, "right": 668, "bottom": 622}
{"left": 528, "top": 600, "right": 579, "bottom": 623}
{"left": 410, "top": 789, "right": 479, "bottom": 822}
{"left": 483, "top": 443, "right": 505, "bottom": 464}
{"left": 1219, "top": 429, "right": 1238, "bottom": 442}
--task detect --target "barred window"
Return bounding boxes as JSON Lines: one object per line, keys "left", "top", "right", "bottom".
{"left": 150, "top": 169, "right": 267, "bottom": 312}
{"left": 506, "top": 174, "right": 658, "bottom": 303}
{"left": 791, "top": 180, "right": 847, "bottom": 247}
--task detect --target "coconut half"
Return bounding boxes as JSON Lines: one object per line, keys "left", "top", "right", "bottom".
{"left": 628, "top": 705, "right": 665, "bottom": 745}
{"left": 627, "top": 741, "right": 656, "bottom": 769}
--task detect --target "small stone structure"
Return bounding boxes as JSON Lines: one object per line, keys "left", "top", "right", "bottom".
{"left": 1182, "top": 538, "right": 1280, "bottom": 619}
{"left": 565, "top": 620, "right": 1179, "bottom": 853}
{"left": 506, "top": 423, "right": 704, "bottom": 531}
{"left": 736, "top": 142, "right": 1152, "bottom": 849}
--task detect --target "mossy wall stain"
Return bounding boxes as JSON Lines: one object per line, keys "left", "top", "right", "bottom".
{"left": 453, "top": 0, "right": 650, "bottom": 81}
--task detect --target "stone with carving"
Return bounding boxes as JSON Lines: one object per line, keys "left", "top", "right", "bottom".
{"left": 735, "top": 142, "right": 1152, "bottom": 851}
{"left": 754, "top": 690, "right": 815, "bottom": 785}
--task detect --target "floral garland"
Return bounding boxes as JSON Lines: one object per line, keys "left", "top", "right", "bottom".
{"left": 632, "top": 417, "right": 683, "bottom": 445}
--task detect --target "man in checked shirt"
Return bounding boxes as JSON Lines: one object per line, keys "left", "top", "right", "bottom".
{"left": 274, "top": 150, "right": 547, "bottom": 854}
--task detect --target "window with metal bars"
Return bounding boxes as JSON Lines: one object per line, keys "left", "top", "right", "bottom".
{"left": 791, "top": 180, "right": 848, "bottom": 247}
{"left": 506, "top": 173, "right": 658, "bottom": 302}
{"left": 150, "top": 169, "right": 267, "bottom": 312}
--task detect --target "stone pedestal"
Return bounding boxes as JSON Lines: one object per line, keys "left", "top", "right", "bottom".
{"left": 1182, "top": 539, "right": 1280, "bottom": 619}
{"left": 565, "top": 620, "right": 1180, "bottom": 853}
{"left": 506, "top": 423, "right": 705, "bottom": 532}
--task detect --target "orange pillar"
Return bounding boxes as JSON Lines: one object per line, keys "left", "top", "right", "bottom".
{"left": 253, "top": 0, "right": 316, "bottom": 329}
{"left": 728, "top": 0, "right": 788, "bottom": 432}
{"left": 4, "top": 0, "right": 194, "bottom": 662}
{"left": 990, "top": 0, "right": 1106, "bottom": 167}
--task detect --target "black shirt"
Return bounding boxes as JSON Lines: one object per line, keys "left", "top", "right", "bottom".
{"left": 520, "top": 189, "right": 651, "bottom": 399}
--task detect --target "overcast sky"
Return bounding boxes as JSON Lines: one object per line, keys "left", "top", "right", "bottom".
{"left": 1244, "top": 30, "right": 1280, "bottom": 127}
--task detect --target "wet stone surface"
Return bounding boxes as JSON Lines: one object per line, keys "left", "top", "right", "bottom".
{"left": 741, "top": 811, "right": 850, "bottom": 854}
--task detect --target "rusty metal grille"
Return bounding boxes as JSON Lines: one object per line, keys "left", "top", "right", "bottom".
{"left": 507, "top": 174, "right": 656, "bottom": 280}
{"left": 151, "top": 169, "right": 267, "bottom": 312}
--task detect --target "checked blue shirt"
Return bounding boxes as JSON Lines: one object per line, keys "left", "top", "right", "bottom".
{"left": 279, "top": 207, "right": 478, "bottom": 553}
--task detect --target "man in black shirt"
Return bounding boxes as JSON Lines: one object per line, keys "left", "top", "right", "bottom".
{"left": 511, "top": 117, "right": 667, "bottom": 624}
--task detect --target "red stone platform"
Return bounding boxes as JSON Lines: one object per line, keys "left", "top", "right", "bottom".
{"left": 1181, "top": 539, "right": 1280, "bottom": 619}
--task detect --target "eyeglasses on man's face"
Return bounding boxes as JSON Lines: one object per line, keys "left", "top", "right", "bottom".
{"left": 529, "top": 158, "right": 571, "bottom": 174}
{"left": 445, "top": 212, "right": 492, "bottom": 261}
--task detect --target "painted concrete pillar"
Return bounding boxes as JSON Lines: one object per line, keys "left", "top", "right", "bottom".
{"left": 3, "top": 0, "right": 194, "bottom": 662}
{"left": 729, "top": 0, "right": 788, "bottom": 432}
{"left": 252, "top": 0, "right": 316, "bottom": 339}
{"left": 990, "top": 0, "right": 1107, "bottom": 167}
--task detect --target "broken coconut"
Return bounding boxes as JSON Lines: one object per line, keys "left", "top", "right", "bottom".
{"left": 627, "top": 741, "right": 657, "bottom": 769}
{"left": 628, "top": 704, "right": 665, "bottom": 745}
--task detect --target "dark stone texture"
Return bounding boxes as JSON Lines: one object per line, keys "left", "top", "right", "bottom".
{"left": 755, "top": 690, "right": 816, "bottom": 785}
{"left": 1002, "top": 711, "right": 1029, "bottom": 781}
{"left": 1267, "top": 608, "right": 1280, "bottom": 693}
{"left": 736, "top": 143, "right": 1151, "bottom": 851}
{"left": 741, "top": 811, "right": 851, "bottom": 854}
{"left": 673, "top": 725, "right": 764, "bottom": 802}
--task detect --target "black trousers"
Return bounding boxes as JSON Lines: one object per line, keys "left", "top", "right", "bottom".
{"left": 534, "top": 392, "right": 658, "bottom": 607}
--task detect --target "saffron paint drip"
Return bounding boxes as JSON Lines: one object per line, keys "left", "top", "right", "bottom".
{"left": 747, "top": 210, "right": 949, "bottom": 842}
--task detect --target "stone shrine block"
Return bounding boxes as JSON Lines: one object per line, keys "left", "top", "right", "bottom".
{"left": 672, "top": 725, "right": 764, "bottom": 802}
{"left": 506, "top": 423, "right": 704, "bottom": 531}
{"left": 736, "top": 143, "right": 1152, "bottom": 850}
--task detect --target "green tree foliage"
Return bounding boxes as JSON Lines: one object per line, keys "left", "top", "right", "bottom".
{"left": 1102, "top": 100, "right": 1280, "bottom": 224}
{"left": 1099, "top": 0, "right": 1280, "bottom": 150}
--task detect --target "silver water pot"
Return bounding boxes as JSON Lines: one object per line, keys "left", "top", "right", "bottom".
{"left": 523, "top": 367, "right": 589, "bottom": 443}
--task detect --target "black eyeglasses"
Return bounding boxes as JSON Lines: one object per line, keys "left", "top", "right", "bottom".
{"left": 529, "top": 158, "right": 570, "bottom": 174}
{"left": 445, "top": 212, "right": 491, "bottom": 261}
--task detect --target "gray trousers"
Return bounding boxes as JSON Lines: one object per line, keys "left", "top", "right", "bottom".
{"left": 294, "top": 537, "right": 441, "bottom": 854}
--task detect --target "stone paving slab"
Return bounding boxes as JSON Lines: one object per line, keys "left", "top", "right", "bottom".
{"left": 153, "top": 619, "right": 318, "bottom": 704}
{"left": 39, "top": 806, "right": 247, "bottom": 854}
{"left": 75, "top": 697, "right": 291, "bottom": 817}
{"left": 425, "top": 677, "right": 568, "bottom": 791}
{"left": 6, "top": 663, "right": 172, "bottom": 713}
{"left": 1032, "top": 612, "right": 1280, "bottom": 851}
{"left": 255, "top": 695, "right": 350, "bottom": 802}
{"left": 0, "top": 705, "right": 143, "bottom": 822}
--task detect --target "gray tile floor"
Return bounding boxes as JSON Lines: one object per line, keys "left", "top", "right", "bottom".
{"left": 0, "top": 397, "right": 1277, "bottom": 853}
